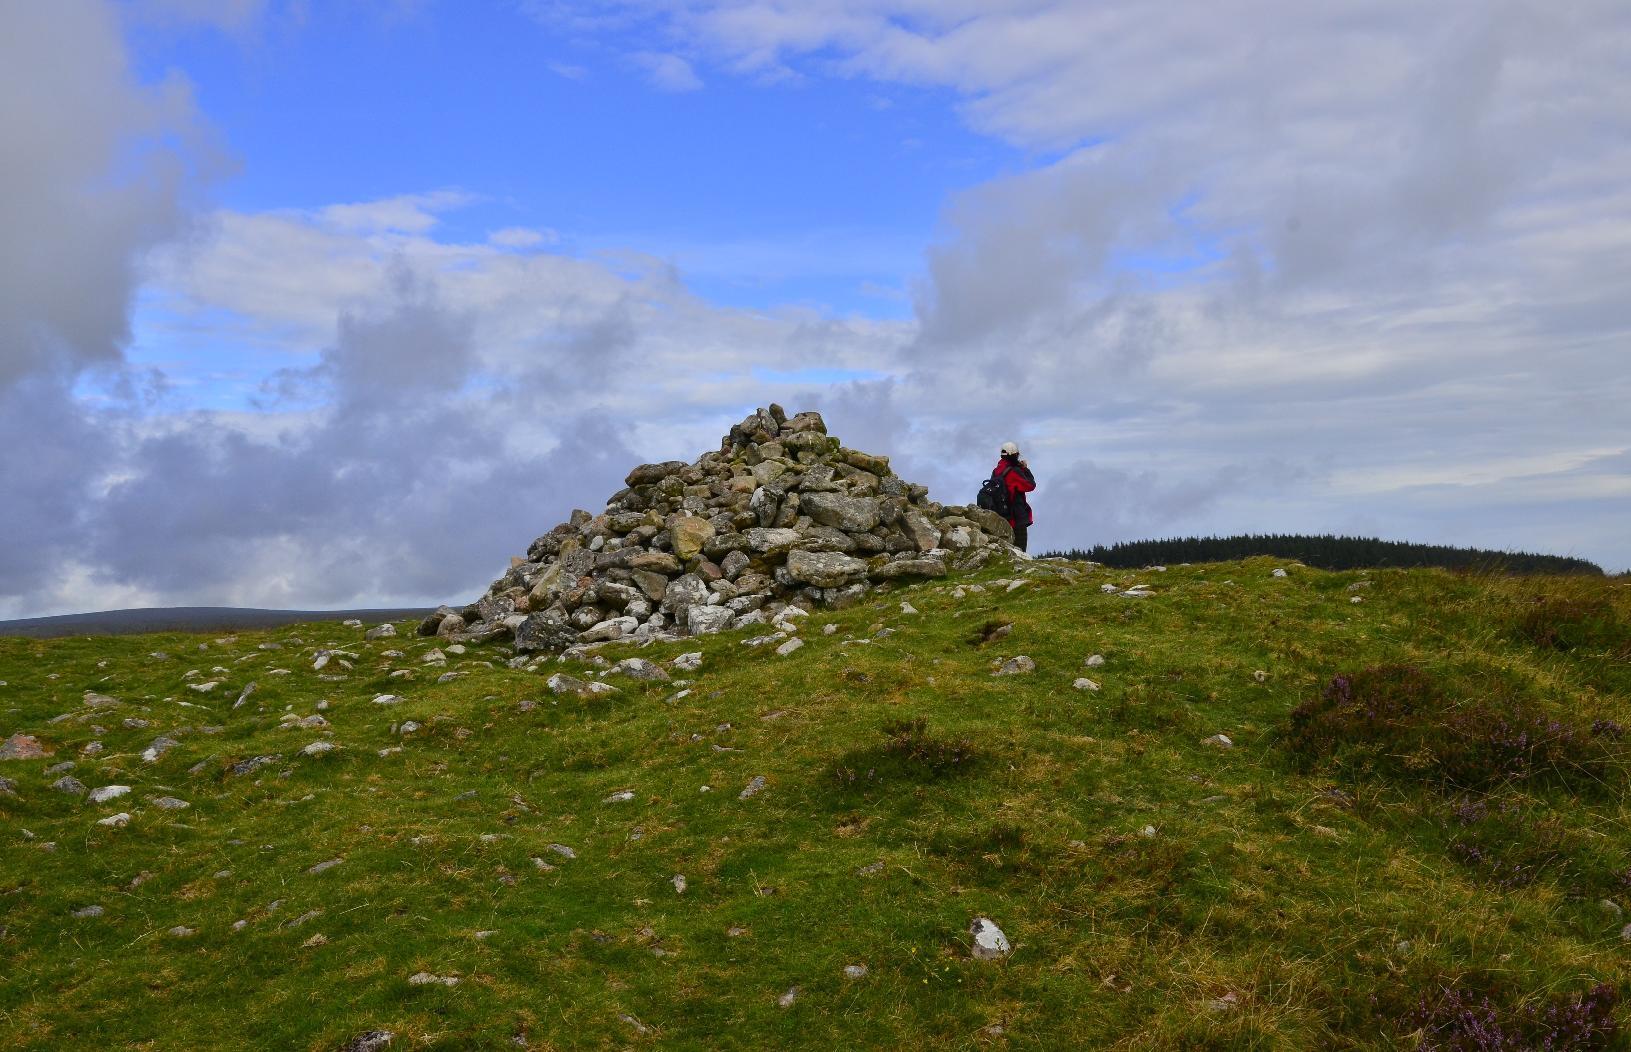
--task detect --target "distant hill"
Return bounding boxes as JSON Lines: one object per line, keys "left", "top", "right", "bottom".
{"left": 1046, "top": 533, "right": 1602, "bottom": 575}
{"left": 0, "top": 606, "right": 434, "bottom": 639}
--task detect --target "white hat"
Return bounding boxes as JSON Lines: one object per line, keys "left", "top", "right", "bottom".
{"left": 1000, "top": 441, "right": 1019, "bottom": 455}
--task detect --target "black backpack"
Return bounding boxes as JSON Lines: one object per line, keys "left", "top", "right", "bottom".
{"left": 977, "top": 470, "right": 1013, "bottom": 517}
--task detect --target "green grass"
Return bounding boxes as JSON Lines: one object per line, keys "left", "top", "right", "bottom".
{"left": 2, "top": 558, "right": 1629, "bottom": 1049}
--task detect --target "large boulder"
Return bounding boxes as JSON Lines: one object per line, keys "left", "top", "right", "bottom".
{"left": 801, "top": 493, "right": 881, "bottom": 532}
{"left": 786, "top": 550, "right": 868, "bottom": 588}
{"left": 869, "top": 555, "right": 947, "bottom": 580}
{"left": 580, "top": 616, "right": 638, "bottom": 643}
{"left": 513, "top": 615, "right": 578, "bottom": 652}
{"left": 745, "top": 527, "right": 801, "bottom": 556}
{"left": 664, "top": 573, "right": 710, "bottom": 611}
{"left": 686, "top": 605, "right": 734, "bottom": 635}
{"left": 900, "top": 511, "right": 941, "bottom": 552}
{"left": 627, "top": 551, "right": 683, "bottom": 575}
{"left": 630, "top": 569, "right": 670, "bottom": 603}
{"left": 965, "top": 508, "right": 1015, "bottom": 543}
{"left": 781, "top": 410, "right": 826, "bottom": 434}
{"left": 667, "top": 515, "right": 715, "bottom": 560}
{"left": 625, "top": 461, "right": 688, "bottom": 487}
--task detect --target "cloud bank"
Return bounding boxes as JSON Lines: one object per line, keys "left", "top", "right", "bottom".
{"left": 2, "top": 1, "right": 1628, "bottom": 618}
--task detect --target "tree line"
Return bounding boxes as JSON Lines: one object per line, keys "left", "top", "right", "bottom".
{"left": 1044, "top": 534, "right": 1603, "bottom": 575}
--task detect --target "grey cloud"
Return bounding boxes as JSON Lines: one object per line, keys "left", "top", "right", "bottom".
{"left": 83, "top": 271, "right": 641, "bottom": 608}
{"left": 0, "top": 0, "right": 207, "bottom": 389}
{"left": 0, "top": 377, "right": 114, "bottom": 598}
{"left": 1033, "top": 459, "right": 1251, "bottom": 552}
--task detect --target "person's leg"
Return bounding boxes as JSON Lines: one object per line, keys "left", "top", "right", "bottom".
{"left": 1012, "top": 522, "right": 1028, "bottom": 552}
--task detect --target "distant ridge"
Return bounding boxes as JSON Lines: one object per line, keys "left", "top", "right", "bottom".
{"left": 0, "top": 606, "right": 435, "bottom": 639}
{"left": 1046, "top": 534, "right": 1603, "bottom": 575}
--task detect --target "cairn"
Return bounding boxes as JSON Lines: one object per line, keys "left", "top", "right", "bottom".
{"left": 420, "top": 406, "right": 1016, "bottom": 651}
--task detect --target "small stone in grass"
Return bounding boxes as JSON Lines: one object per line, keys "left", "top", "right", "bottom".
{"left": 1085, "top": 654, "right": 1105, "bottom": 667}
{"left": 1252, "top": 670, "right": 1268, "bottom": 683}
{"left": 547, "top": 843, "right": 576, "bottom": 859}
{"left": 52, "top": 776, "right": 87, "bottom": 796}
{"left": 739, "top": 775, "right": 766, "bottom": 799}
{"left": 307, "top": 858, "right": 343, "bottom": 875}
{"left": 301, "top": 933, "right": 328, "bottom": 947}
{"left": 993, "top": 655, "right": 1035, "bottom": 676}
{"left": 970, "top": 917, "right": 1010, "bottom": 960}
{"left": 407, "top": 972, "right": 459, "bottom": 986}
{"left": 1204, "top": 734, "right": 1234, "bottom": 748}
{"left": 96, "top": 812, "right": 130, "bottom": 828}
{"left": 777, "top": 986, "right": 799, "bottom": 1008}
{"left": 88, "top": 784, "right": 130, "bottom": 803}
{"left": 153, "top": 796, "right": 190, "bottom": 810}
{"left": 340, "top": 1031, "right": 393, "bottom": 1052}
{"left": 229, "top": 755, "right": 280, "bottom": 777}
{"left": 169, "top": 926, "right": 196, "bottom": 937}
{"left": 774, "top": 637, "right": 804, "bottom": 657}
{"left": 1072, "top": 678, "right": 1100, "bottom": 692}
{"left": 301, "top": 740, "right": 336, "bottom": 757}
{"left": 843, "top": 964, "right": 868, "bottom": 979}
{"left": 603, "top": 790, "right": 635, "bottom": 803}
{"left": 72, "top": 905, "right": 104, "bottom": 918}
{"left": 672, "top": 874, "right": 687, "bottom": 894}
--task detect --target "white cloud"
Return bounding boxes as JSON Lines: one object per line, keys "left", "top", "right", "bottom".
{"left": 488, "top": 226, "right": 559, "bottom": 249}
{"left": 630, "top": 50, "right": 704, "bottom": 91}
{"left": 318, "top": 191, "right": 475, "bottom": 234}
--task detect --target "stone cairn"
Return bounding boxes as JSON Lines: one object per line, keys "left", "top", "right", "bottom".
{"left": 419, "top": 406, "right": 1017, "bottom": 653}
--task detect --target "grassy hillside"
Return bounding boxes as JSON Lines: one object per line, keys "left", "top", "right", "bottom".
{"left": 2, "top": 557, "right": 1629, "bottom": 1050}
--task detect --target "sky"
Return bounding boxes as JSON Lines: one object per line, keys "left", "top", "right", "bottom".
{"left": 2, "top": 0, "right": 1629, "bottom": 618}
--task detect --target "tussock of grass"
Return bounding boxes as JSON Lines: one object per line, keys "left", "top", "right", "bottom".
{"left": 1287, "top": 663, "right": 1631, "bottom": 795}
{"left": 1, "top": 557, "right": 1628, "bottom": 1048}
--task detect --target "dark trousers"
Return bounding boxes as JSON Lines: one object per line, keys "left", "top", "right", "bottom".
{"left": 1011, "top": 522, "right": 1028, "bottom": 552}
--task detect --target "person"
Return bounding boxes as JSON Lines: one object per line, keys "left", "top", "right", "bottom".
{"left": 993, "top": 441, "right": 1036, "bottom": 551}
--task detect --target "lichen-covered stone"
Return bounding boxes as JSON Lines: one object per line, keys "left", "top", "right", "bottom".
{"left": 786, "top": 550, "right": 868, "bottom": 588}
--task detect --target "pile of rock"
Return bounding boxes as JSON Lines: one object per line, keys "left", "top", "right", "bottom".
{"left": 422, "top": 406, "right": 1017, "bottom": 651}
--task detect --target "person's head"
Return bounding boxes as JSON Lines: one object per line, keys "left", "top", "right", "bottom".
{"left": 1001, "top": 441, "right": 1019, "bottom": 459}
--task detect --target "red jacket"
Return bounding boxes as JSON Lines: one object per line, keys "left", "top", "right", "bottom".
{"left": 993, "top": 456, "right": 1036, "bottom": 527}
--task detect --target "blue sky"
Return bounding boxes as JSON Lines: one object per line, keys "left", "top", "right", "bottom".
{"left": 127, "top": 3, "right": 1027, "bottom": 315}
{"left": 3, "top": 1, "right": 1629, "bottom": 617}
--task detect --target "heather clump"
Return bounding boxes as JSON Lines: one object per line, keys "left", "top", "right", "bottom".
{"left": 1407, "top": 981, "right": 1619, "bottom": 1051}
{"left": 1440, "top": 798, "right": 1574, "bottom": 890}
{"left": 830, "top": 717, "right": 983, "bottom": 794}
{"left": 1286, "top": 665, "right": 1628, "bottom": 794}
{"left": 1516, "top": 594, "right": 1628, "bottom": 655}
